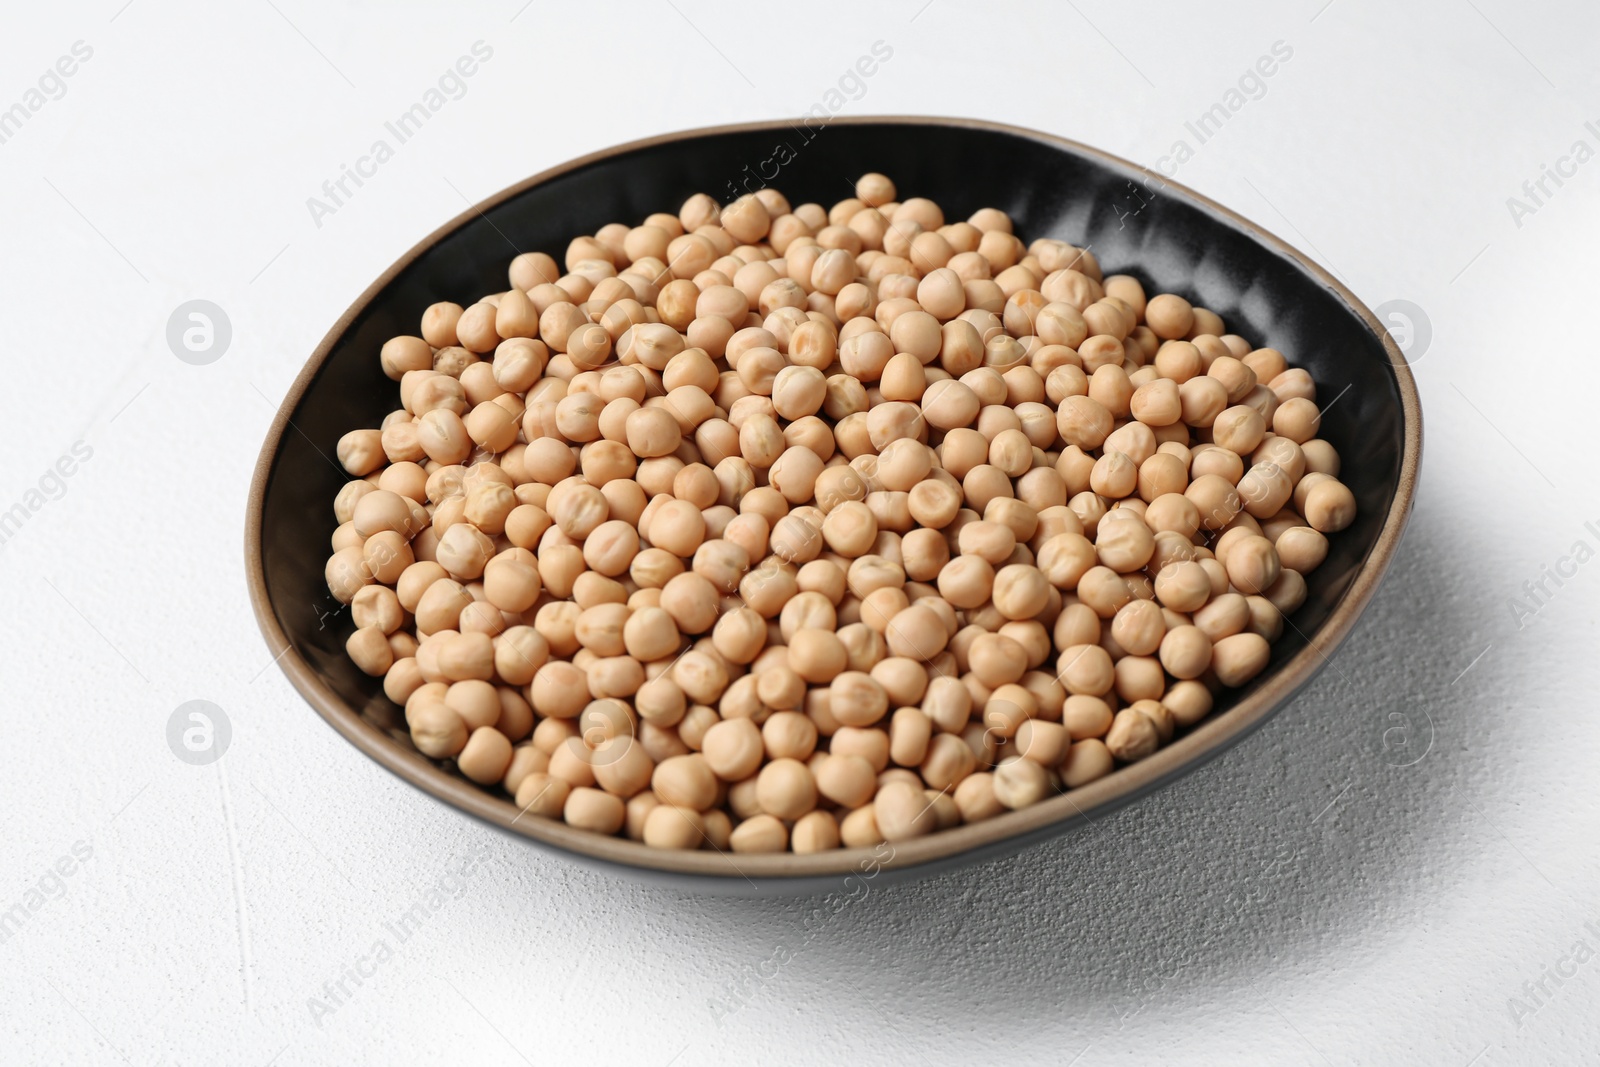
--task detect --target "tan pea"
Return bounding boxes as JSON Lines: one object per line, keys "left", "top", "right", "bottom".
{"left": 456, "top": 726, "right": 514, "bottom": 785}
{"left": 1058, "top": 643, "right": 1114, "bottom": 696}
{"left": 1303, "top": 478, "right": 1357, "bottom": 533}
{"left": 1186, "top": 474, "right": 1242, "bottom": 531}
{"left": 1276, "top": 526, "right": 1329, "bottom": 573}
{"left": 874, "top": 779, "right": 937, "bottom": 841}
{"left": 992, "top": 564, "right": 1050, "bottom": 621}
{"left": 1212, "top": 404, "right": 1266, "bottom": 455}
{"left": 1130, "top": 378, "right": 1182, "bottom": 426}
{"left": 1056, "top": 395, "right": 1113, "bottom": 449}
{"left": 1063, "top": 694, "right": 1113, "bottom": 740}
{"left": 697, "top": 717, "right": 762, "bottom": 781}
{"left": 1105, "top": 706, "right": 1162, "bottom": 762}
{"left": 729, "top": 814, "right": 789, "bottom": 853}
{"left": 992, "top": 756, "right": 1052, "bottom": 810}
{"left": 1149, "top": 560, "right": 1207, "bottom": 614}
{"left": 953, "top": 772, "right": 1005, "bottom": 823}
{"left": 829, "top": 672, "right": 889, "bottom": 728}
{"left": 1060, "top": 738, "right": 1114, "bottom": 787}
{"left": 920, "top": 731, "right": 977, "bottom": 790}
{"left": 815, "top": 752, "right": 878, "bottom": 808}
{"left": 756, "top": 758, "right": 817, "bottom": 819}
{"left": 1226, "top": 534, "right": 1282, "bottom": 595}
{"left": 651, "top": 753, "right": 718, "bottom": 811}
{"left": 1158, "top": 625, "right": 1212, "bottom": 680}
{"left": 409, "top": 700, "right": 468, "bottom": 759}
{"left": 1213, "top": 632, "right": 1271, "bottom": 686}
{"left": 789, "top": 629, "right": 848, "bottom": 683}
{"left": 563, "top": 787, "right": 625, "bottom": 834}
{"left": 888, "top": 707, "right": 933, "bottom": 767}
{"left": 1146, "top": 293, "right": 1194, "bottom": 340}
{"left": 791, "top": 810, "right": 841, "bottom": 853}
{"left": 346, "top": 626, "right": 394, "bottom": 677}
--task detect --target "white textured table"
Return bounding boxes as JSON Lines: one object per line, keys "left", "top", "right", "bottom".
{"left": 3, "top": 1, "right": 1596, "bottom": 1063}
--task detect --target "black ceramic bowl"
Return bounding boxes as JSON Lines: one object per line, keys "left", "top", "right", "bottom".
{"left": 247, "top": 117, "right": 1420, "bottom": 894}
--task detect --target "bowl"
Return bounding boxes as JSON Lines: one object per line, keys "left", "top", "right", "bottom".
{"left": 246, "top": 116, "right": 1421, "bottom": 894}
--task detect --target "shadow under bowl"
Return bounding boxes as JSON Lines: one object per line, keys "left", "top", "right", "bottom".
{"left": 246, "top": 116, "right": 1421, "bottom": 895}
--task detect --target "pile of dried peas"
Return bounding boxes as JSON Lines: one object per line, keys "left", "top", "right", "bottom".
{"left": 326, "top": 173, "right": 1355, "bottom": 854}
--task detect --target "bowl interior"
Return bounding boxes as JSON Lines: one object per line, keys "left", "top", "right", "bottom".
{"left": 251, "top": 118, "right": 1412, "bottom": 890}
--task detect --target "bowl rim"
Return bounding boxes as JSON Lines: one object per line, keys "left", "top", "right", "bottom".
{"left": 246, "top": 114, "right": 1422, "bottom": 883}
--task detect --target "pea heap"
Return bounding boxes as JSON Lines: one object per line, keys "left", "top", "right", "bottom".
{"left": 326, "top": 173, "right": 1356, "bottom": 854}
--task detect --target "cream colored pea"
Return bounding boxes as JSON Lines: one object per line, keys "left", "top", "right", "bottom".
{"left": 1145, "top": 293, "right": 1194, "bottom": 340}
{"left": 951, "top": 772, "right": 1003, "bottom": 823}
{"left": 1060, "top": 738, "right": 1114, "bottom": 787}
{"left": 758, "top": 710, "right": 814, "bottom": 761}
{"left": 855, "top": 173, "right": 896, "bottom": 206}
{"left": 811, "top": 752, "right": 874, "bottom": 808}
{"left": 483, "top": 550, "right": 542, "bottom": 613}
{"left": 635, "top": 676, "right": 687, "bottom": 728}
{"left": 1062, "top": 694, "right": 1113, "bottom": 740}
{"left": 563, "top": 787, "right": 625, "bottom": 834}
{"left": 829, "top": 671, "right": 889, "bottom": 727}
{"left": 756, "top": 758, "right": 817, "bottom": 819}
{"left": 1056, "top": 395, "right": 1113, "bottom": 449}
{"left": 456, "top": 726, "right": 513, "bottom": 785}
{"left": 729, "top": 813, "right": 789, "bottom": 853}
{"left": 790, "top": 810, "right": 840, "bottom": 853}
{"left": 1157, "top": 624, "right": 1210, "bottom": 679}
{"left": 1130, "top": 377, "right": 1182, "bottom": 427}
{"left": 1213, "top": 631, "right": 1271, "bottom": 686}
{"left": 1225, "top": 534, "right": 1282, "bottom": 595}
{"left": 753, "top": 666, "right": 804, "bottom": 711}
{"left": 1104, "top": 706, "right": 1161, "bottom": 762}
{"left": 652, "top": 753, "right": 718, "bottom": 811}
{"left": 1275, "top": 526, "right": 1329, "bottom": 573}
{"left": 1212, "top": 404, "right": 1266, "bottom": 455}
{"left": 1151, "top": 560, "right": 1209, "bottom": 613}
{"left": 1110, "top": 599, "right": 1165, "bottom": 657}
{"left": 1095, "top": 512, "right": 1155, "bottom": 572}
{"left": 1010, "top": 714, "right": 1065, "bottom": 765}
{"left": 884, "top": 706, "right": 930, "bottom": 767}
{"left": 409, "top": 699, "right": 468, "bottom": 759}
{"left": 788, "top": 629, "right": 848, "bottom": 683}
{"left": 337, "top": 429, "right": 386, "bottom": 476}
{"left": 838, "top": 805, "right": 884, "bottom": 848}
{"left": 992, "top": 756, "right": 1051, "bottom": 810}
{"left": 1303, "top": 477, "right": 1357, "bottom": 532}
{"left": 1162, "top": 680, "right": 1213, "bottom": 728}
{"left": 1186, "top": 473, "right": 1242, "bottom": 531}
{"left": 992, "top": 564, "right": 1050, "bottom": 621}
{"left": 514, "top": 771, "right": 569, "bottom": 820}
{"left": 920, "top": 731, "right": 977, "bottom": 790}
{"left": 1058, "top": 643, "right": 1114, "bottom": 696}
{"left": 874, "top": 779, "right": 937, "bottom": 841}
{"left": 700, "top": 717, "right": 763, "bottom": 781}
{"left": 642, "top": 805, "right": 705, "bottom": 850}
{"left": 346, "top": 625, "right": 394, "bottom": 677}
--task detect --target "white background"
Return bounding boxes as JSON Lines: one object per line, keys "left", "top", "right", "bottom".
{"left": 2, "top": 0, "right": 1597, "bottom": 1063}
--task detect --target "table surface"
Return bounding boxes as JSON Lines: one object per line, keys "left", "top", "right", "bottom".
{"left": 3, "top": 1, "right": 1596, "bottom": 1063}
